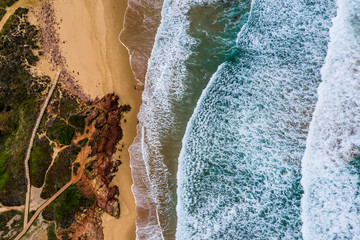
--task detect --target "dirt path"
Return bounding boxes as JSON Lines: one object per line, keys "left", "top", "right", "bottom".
{"left": 15, "top": 181, "right": 73, "bottom": 240}
{"left": 23, "top": 71, "right": 60, "bottom": 228}
{"left": 15, "top": 149, "right": 85, "bottom": 240}
{"left": 0, "top": 204, "right": 23, "bottom": 213}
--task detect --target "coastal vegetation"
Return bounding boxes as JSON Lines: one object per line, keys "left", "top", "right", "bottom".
{"left": 72, "top": 162, "right": 80, "bottom": 175}
{"left": 29, "top": 136, "right": 53, "bottom": 187}
{"left": 46, "top": 222, "right": 59, "bottom": 240}
{"left": 0, "top": 7, "right": 48, "bottom": 206}
{"left": 42, "top": 185, "right": 95, "bottom": 228}
{"left": 69, "top": 114, "right": 86, "bottom": 134}
{"left": 0, "top": 0, "right": 20, "bottom": 21}
{"left": 46, "top": 119, "right": 75, "bottom": 145}
{"left": 77, "top": 137, "right": 88, "bottom": 147}
{"left": 59, "top": 91, "right": 80, "bottom": 119}
{"left": 0, "top": 2, "right": 130, "bottom": 239}
{"left": 0, "top": 210, "right": 23, "bottom": 238}
{"left": 41, "top": 144, "right": 80, "bottom": 199}
{"left": 0, "top": 8, "right": 6, "bottom": 20}
{"left": 0, "top": 0, "right": 19, "bottom": 8}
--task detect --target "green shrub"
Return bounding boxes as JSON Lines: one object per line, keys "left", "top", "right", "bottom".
{"left": 0, "top": 99, "right": 39, "bottom": 205}
{"left": 68, "top": 115, "right": 86, "bottom": 134}
{"left": 77, "top": 138, "right": 88, "bottom": 147}
{"left": 72, "top": 162, "right": 80, "bottom": 175}
{"left": 47, "top": 223, "right": 59, "bottom": 240}
{"left": 41, "top": 145, "right": 80, "bottom": 199}
{"left": 0, "top": 8, "right": 5, "bottom": 21}
{"left": 0, "top": 0, "right": 19, "bottom": 8}
{"left": 1, "top": 8, "right": 29, "bottom": 36}
{"left": 47, "top": 120, "right": 75, "bottom": 145}
{"left": 0, "top": 142, "right": 9, "bottom": 190}
{"left": 0, "top": 210, "right": 23, "bottom": 238}
{"left": 43, "top": 185, "right": 94, "bottom": 229}
{"left": 13, "top": 6, "right": 27, "bottom": 15}
{"left": 0, "top": 7, "right": 53, "bottom": 206}
{"left": 59, "top": 92, "right": 78, "bottom": 119}
{"left": 29, "top": 136, "right": 53, "bottom": 187}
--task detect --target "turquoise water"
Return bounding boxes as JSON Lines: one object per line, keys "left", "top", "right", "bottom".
{"left": 176, "top": 0, "right": 336, "bottom": 239}
{"left": 126, "top": 0, "right": 360, "bottom": 239}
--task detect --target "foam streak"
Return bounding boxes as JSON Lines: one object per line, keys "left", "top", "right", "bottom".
{"left": 301, "top": 0, "right": 360, "bottom": 238}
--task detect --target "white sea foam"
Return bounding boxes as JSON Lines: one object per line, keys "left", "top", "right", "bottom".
{"left": 120, "top": 0, "right": 165, "bottom": 238}
{"left": 176, "top": 0, "right": 336, "bottom": 239}
{"left": 128, "top": 0, "right": 224, "bottom": 238}
{"left": 301, "top": 0, "right": 360, "bottom": 238}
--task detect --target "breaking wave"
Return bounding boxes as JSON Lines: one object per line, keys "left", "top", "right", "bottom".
{"left": 176, "top": 0, "right": 336, "bottom": 239}
{"left": 301, "top": 0, "right": 360, "bottom": 239}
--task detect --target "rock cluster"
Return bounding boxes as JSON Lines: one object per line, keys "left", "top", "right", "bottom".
{"left": 66, "top": 94, "right": 125, "bottom": 239}
{"left": 83, "top": 94, "right": 123, "bottom": 218}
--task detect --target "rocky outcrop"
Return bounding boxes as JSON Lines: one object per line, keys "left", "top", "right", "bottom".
{"left": 61, "top": 205, "right": 104, "bottom": 240}
{"left": 81, "top": 94, "right": 123, "bottom": 219}
{"left": 57, "top": 94, "right": 127, "bottom": 239}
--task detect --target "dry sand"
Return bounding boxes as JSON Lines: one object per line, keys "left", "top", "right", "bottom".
{"left": 53, "top": 0, "right": 140, "bottom": 239}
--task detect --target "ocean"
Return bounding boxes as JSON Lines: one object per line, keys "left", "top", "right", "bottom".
{"left": 301, "top": 0, "right": 360, "bottom": 238}
{"left": 177, "top": 0, "right": 336, "bottom": 238}
{"left": 122, "top": 0, "right": 360, "bottom": 239}
{"left": 126, "top": 0, "right": 251, "bottom": 238}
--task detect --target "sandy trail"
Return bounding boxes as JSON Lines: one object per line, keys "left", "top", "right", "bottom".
{"left": 23, "top": 71, "right": 60, "bottom": 228}
{"left": 15, "top": 181, "right": 72, "bottom": 240}
{"left": 16, "top": 149, "right": 86, "bottom": 240}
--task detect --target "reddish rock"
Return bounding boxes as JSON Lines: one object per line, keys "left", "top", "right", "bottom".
{"left": 57, "top": 93, "right": 128, "bottom": 239}
{"left": 106, "top": 199, "right": 120, "bottom": 219}
{"left": 66, "top": 205, "right": 104, "bottom": 240}
{"left": 78, "top": 93, "right": 126, "bottom": 219}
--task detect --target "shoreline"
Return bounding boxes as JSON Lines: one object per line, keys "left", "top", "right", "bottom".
{"left": 52, "top": 0, "right": 140, "bottom": 239}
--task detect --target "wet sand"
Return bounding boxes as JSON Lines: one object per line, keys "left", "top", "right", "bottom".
{"left": 52, "top": 0, "right": 140, "bottom": 239}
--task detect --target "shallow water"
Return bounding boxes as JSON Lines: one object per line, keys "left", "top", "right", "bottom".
{"left": 120, "top": 1, "right": 164, "bottom": 239}
{"left": 128, "top": 0, "right": 251, "bottom": 238}
{"left": 120, "top": 0, "right": 164, "bottom": 85}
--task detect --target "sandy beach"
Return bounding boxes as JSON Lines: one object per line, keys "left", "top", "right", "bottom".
{"left": 52, "top": 0, "right": 140, "bottom": 239}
